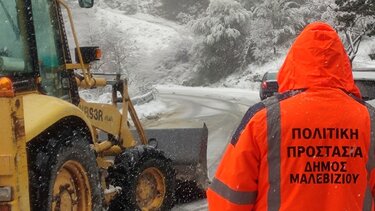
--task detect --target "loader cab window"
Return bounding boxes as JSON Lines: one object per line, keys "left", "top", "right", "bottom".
{"left": 0, "top": 0, "right": 33, "bottom": 74}
{"left": 31, "top": 0, "right": 70, "bottom": 100}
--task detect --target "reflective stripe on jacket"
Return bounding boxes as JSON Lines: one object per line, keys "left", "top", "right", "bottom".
{"left": 207, "top": 22, "right": 375, "bottom": 211}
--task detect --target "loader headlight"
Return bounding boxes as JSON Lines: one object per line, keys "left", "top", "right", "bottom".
{"left": 0, "top": 187, "right": 12, "bottom": 202}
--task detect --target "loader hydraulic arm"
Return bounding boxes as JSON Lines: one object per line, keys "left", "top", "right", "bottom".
{"left": 117, "top": 79, "right": 148, "bottom": 145}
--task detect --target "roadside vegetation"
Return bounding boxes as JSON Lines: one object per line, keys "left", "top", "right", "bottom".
{"left": 81, "top": 0, "right": 375, "bottom": 88}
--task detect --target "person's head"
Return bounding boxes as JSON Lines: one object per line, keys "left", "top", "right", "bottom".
{"left": 277, "top": 22, "right": 361, "bottom": 98}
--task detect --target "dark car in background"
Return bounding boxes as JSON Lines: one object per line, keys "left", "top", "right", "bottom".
{"left": 259, "top": 71, "right": 279, "bottom": 100}
{"left": 352, "top": 68, "right": 375, "bottom": 101}
{"left": 257, "top": 68, "right": 375, "bottom": 101}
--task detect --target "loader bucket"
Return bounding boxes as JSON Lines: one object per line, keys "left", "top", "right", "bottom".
{"left": 132, "top": 124, "right": 209, "bottom": 190}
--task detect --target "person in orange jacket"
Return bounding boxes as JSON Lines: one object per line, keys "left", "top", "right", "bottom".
{"left": 207, "top": 22, "right": 375, "bottom": 211}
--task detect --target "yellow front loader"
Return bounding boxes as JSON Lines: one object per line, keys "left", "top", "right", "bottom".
{"left": 0, "top": 0, "right": 208, "bottom": 210}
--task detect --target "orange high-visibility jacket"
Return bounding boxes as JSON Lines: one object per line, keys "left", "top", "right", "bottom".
{"left": 207, "top": 22, "right": 375, "bottom": 211}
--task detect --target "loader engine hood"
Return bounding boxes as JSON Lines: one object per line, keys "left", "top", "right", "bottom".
{"left": 23, "top": 94, "right": 93, "bottom": 142}
{"left": 277, "top": 22, "right": 361, "bottom": 98}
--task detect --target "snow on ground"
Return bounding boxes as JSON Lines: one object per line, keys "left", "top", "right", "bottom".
{"left": 95, "top": 8, "right": 186, "bottom": 55}
{"left": 70, "top": 4, "right": 186, "bottom": 55}
{"left": 134, "top": 98, "right": 168, "bottom": 119}
{"left": 135, "top": 84, "right": 258, "bottom": 121}
{"left": 213, "top": 55, "right": 286, "bottom": 90}
{"left": 132, "top": 37, "right": 375, "bottom": 120}
{"left": 155, "top": 84, "right": 257, "bottom": 101}
{"left": 80, "top": 84, "right": 258, "bottom": 122}
{"left": 68, "top": 5, "right": 194, "bottom": 92}
{"left": 71, "top": 6, "right": 262, "bottom": 119}
{"left": 70, "top": 4, "right": 375, "bottom": 121}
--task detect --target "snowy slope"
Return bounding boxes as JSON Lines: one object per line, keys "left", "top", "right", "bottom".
{"left": 94, "top": 9, "right": 185, "bottom": 55}
{"left": 67, "top": 5, "right": 194, "bottom": 94}
{"left": 67, "top": 3, "right": 375, "bottom": 104}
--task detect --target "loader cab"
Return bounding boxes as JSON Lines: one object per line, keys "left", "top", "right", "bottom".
{"left": 0, "top": 0, "right": 71, "bottom": 100}
{"left": 0, "top": 0, "right": 94, "bottom": 103}
{"left": 0, "top": 0, "right": 38, "bottom": 91}
{"left": 32, "top": 0, "right": 71, "bottom": 99}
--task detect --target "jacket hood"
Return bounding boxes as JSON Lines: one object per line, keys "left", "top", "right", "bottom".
{"left": 277, "top": 22, "right": 361, "bottom": 98}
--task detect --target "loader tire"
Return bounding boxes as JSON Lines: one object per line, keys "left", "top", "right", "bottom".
{"left": 28, "top": 129, "right": 103, "bottom": 211}
{"left": 108, "top": 145, "right": 176, "bottom": 211}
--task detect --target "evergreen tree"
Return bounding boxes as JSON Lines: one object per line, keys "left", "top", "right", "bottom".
{"left": 251, "top": 0, "right": 306, "bottom": 61}
{"left": 235, "top": 0, "right": 263, "bottom": 11}
{"left": 335, "top": 0, "right": 375, "bottom": 61}
{"left": 189, "top": 0, "right": 250, "bottom": 84}
{"left": 239, "top": 0, "right": 332, "bottom": 64}
{"left": 157, "top": 0, "right": 209, "bottom": 23}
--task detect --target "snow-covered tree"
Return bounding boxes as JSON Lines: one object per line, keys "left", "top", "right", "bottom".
{"left": 235, "top": 0, "right": 263, "bottom": 11}
{"left": 189, "top": 0, "right": 250, "bottom": 84}
{"left": 250, "top": 0, "right": 306, "bottom": 62}
{"left": 334, "top": 0, "right": 375, "bottom": 61}
{"left": 138, "top": 0, "right": 161, "bottom": 14}
{"left": 102, "top": 35, "right": 137, "bottom": 76}
{"left": 103, "top": 0, "right": 139, "bottom": 14}
{"left": 236, "top": 0, "right": 335, "bottom": 64}
{"left": 302, "top": 0, "right": 335, "bottom": 24}
{"left": 156, "top": 0, "right": 209, "bottom": 23}
{"left": 86, "top": 23, "right": 138, "bottom": 84}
